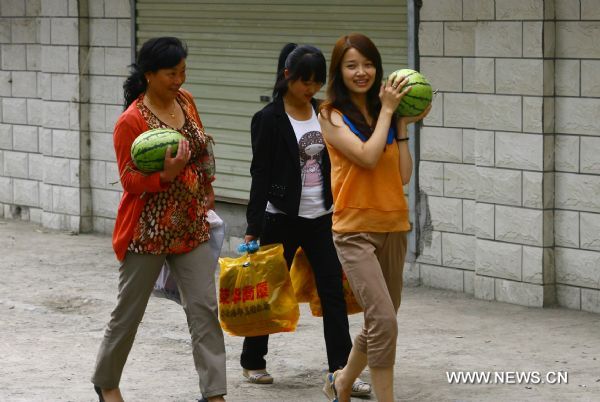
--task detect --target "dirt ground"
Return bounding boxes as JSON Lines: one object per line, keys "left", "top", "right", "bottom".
{"left": 1, "top": 218, "right": 599, "bottom": 402}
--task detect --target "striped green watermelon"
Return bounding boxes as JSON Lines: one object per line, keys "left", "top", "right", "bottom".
{"left": 131, "top": 128, "right": 185, "bottom": 172}
{"left": 389, "top": 69, "right": 433, "bottom": 117}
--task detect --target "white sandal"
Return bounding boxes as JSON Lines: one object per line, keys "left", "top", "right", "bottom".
{"left": 351, "top": 378, "right": 372, "bottom": 397}
{"left": 242, "top": 368, "right": 274, "bottom": 384}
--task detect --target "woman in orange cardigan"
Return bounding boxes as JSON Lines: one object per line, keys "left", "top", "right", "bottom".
{"left": 91, "top": 37, "right": 226, "bottom": 402}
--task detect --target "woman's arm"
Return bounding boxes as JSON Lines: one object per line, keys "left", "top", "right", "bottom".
{"left": 395, "top": 121, "right": 413, "bottom": 184}
{"left": 319, "top": 108, "right": 392, "bottom": 170}
{"left": 245, "top": 110, "right": 273, "bottom": 238}
{"left": 114, "top": 116, "right": 170, "bottom": 194}
{"left": 395, "top": 105, "right": 432, "bottom": 184}
{"left": 319, "top": 77, "right": 411, "bottom": 170}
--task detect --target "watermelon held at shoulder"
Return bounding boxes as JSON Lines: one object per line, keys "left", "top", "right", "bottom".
{"left": 130, "top": 128, "right": 185, "bottom": 173}
{"left": 389, "top": 68, "right": 433, "bottom": 117}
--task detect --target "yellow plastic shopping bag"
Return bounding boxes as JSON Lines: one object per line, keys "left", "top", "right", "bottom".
{"left": 218, "top": 244, "right": 300, "bottom": 337}
{"left": 289, "top": 247, "right": 315, "bottom": 303}
{"left": 289, "top": 247, "right": 363, "bottom": 317}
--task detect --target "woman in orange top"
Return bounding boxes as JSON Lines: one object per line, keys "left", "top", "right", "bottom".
{"left": 91, "top": 37, "right": 226, "bottom": 402}
{"left": 318, "top": 33, "right": 430, "bottom": 402}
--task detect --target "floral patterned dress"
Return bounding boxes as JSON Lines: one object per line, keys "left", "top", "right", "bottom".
{"left": 128, "top": 93, "right": 215, "bottom": 255}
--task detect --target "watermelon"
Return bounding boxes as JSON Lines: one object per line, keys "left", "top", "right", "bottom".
{"left": 130, "top": 128, "right": 185, "bottom": 172}
{"left": 389, "top": 69, "right": 433, "bottom": 117}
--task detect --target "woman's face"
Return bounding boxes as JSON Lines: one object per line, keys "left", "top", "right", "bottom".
{"left": 340, "top": 48, "right": 376, "bottom": 95}
{"left": 145, "top": 58, "right": 186, "bottom": 98}
{"left": 285, "top": 71, "right": 323, "bottom": 103}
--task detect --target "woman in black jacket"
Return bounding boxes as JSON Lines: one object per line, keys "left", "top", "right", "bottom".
{"left": 241, "top": 43, "right": 371, "bottom": 397}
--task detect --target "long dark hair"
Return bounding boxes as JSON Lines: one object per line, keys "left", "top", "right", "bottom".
{"left": 272, "top": 43, "right": 326, "bottom": 99}
{"left": 320, "top": 33, "right": 394, "bottom": 138}
{"left": 123, "top": 37, "right": 188, "bottom": 108}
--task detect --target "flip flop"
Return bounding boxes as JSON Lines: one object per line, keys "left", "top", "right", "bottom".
{"left": 243, "top": 368, "right": 274, "bottom": 384}
{"left": 351, "top": 377, "right": 372, "bottom": 397}
{"left": 322, "top": 370, "right": 341, "bottom": 402}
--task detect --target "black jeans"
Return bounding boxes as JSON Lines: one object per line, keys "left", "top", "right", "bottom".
{"left": 240, "top": 212, "right": 352, "bottom": 373}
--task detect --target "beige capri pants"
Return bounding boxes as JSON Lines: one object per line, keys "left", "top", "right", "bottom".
{"left": 332, "top": 231, "right": 407, "bottom": 368}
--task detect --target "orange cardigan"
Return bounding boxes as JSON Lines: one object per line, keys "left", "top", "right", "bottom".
{"left": 112, "top": 89, "right": 211, "bottom": 261}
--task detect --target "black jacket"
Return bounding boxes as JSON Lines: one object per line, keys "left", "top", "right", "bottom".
{"left": 245, "top": 96, "right": 333, "bottom": 237}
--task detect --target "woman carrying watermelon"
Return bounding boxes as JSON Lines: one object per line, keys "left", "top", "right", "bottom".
{"left": 91, "top": 37, "right": 226, "bottom": 402}
{"left": 318, "top": 33, "right": 430, "bottom": 402}
{"left": 241, "top": 43, "right": 371, "bottom": 398}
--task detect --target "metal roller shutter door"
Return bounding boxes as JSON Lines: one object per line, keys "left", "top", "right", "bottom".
{"left": 136, "top": 0, "right": 408, "bottom": 202}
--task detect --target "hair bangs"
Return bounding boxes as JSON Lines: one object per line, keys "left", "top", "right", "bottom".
{"left": 153, "top": 42, "right": 188, "bottom": 70}
{"left": 140, "top": 37, "right": 188, "bottom": 72}
{"left": 321, "top": 33, "right": 386, "bottom": 139}
{"left": 289, "top": 52, "right": 327, "bottom": 84}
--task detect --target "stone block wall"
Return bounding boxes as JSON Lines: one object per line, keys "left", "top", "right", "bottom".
{"left": 418, "top": 0, "right": 600, "bottom": 313}
{"left": 551, "top": 2, "right": 600, "bottom": 313}
{"left": 0, "top": 0, "right": 130, "bottom": 233}
{"left": 1, "top": 0, "right": 45, "bottom": 224}
{"left": 83, "top": 0, "right": 131, "bottom": 235}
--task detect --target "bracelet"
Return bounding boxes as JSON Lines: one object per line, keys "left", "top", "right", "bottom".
{"left": 396, "top": 136, "right": 409, "bottom": 142}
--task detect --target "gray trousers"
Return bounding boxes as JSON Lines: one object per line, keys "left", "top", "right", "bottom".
{"left": 91, "top": 241, "right": 227, "bottom": 398}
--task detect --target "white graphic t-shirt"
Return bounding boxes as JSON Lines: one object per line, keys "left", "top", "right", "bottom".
{"left": 266, "top": 108, "right": 332, "bottom": 218}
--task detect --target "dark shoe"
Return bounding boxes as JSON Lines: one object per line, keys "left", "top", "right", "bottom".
{"left": 94, "top": 386, "right": 105, "bottom": 402}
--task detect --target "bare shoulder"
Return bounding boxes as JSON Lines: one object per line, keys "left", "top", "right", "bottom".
{"left": 318, "top": 108, "right": 343, "bottom": 127}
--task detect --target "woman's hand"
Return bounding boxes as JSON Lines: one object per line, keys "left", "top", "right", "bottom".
{"left": 244, "top": 234, "right": 257, "bottom": 244}
{"left": 160, "top": 138, "right": 191, "bottom": 183}
{"left": 399, "top": 104, "right": 432, "bottom": 126}
{"left": 396, "top": 104, "right": 432, "bottom": 141}
{"left": 397, "top": 104, "right": 433, "bottom": 138}
{"left": 379, "top": 73, "right": 412, "bottom": 115}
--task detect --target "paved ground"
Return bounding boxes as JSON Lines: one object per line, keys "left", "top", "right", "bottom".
{"left": 1, "top": 218, "right": 599, "bottom": 402}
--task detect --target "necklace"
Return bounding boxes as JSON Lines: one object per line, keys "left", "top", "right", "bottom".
{"left": 145, "top": 95, "right": 176, "bottom": 118}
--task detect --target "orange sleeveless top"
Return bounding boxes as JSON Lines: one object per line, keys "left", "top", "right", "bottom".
{"left": 325, "top": 115, "right": 410, "bottom": 233}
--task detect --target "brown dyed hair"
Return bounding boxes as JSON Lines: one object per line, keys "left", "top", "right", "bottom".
{"left": 320, "top": 33, "right": 394, "bottom": 138}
